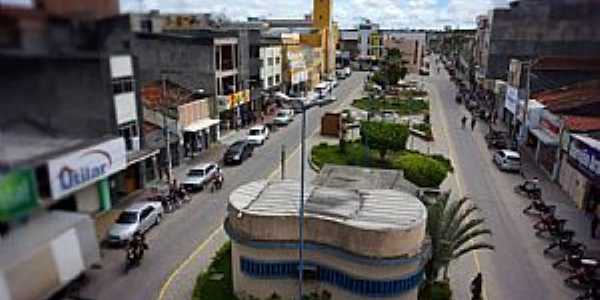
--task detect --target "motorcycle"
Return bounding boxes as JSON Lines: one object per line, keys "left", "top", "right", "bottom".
{"left": 553, "top": 249, "right": 593, "bottom": 271}
{"left": 124, "top": 245, "right": 140, "bottom": 273}
{"left": 565, "top": 259, "right": 599, "bottom": 288}
{"left": 159, "top": 195, "right": 174, "bottom": 213}
{"left": 523, "top": 199, "right": 555, "bottom": 216}
{"left": 543, "top": 233, "right": 584, "bottom": 255}
{"left": 514, "top": 181, "right": 542, "bottom": 200}
{"left": 534, "top": 215, "right": 571, "bottom": 238}
{"left": 576, "top": 279, "right": 600, "bottom": 300}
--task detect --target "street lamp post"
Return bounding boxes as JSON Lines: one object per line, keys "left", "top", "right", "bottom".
{"left": 298, "top": 100, "right": 306, "bottom": 300}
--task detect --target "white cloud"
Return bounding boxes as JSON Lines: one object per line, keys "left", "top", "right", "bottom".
{"left": 120, "top": 0, "right": 509, "bottom": 29}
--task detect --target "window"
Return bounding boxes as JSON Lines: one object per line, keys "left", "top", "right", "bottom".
{"left": 239, "top": 257, "right": 423, "bottom": 297}
{"left": 140, "top": 19, "right": 153, "bottom": 33}
{"left": 275, "top": 56, "right": 281, "bottom": 65}
{"left": 275, "top": 74, "right": 281, "bottom": 84}
{"left": 119, "top": 122, "right": 138, "bottom": 151}
{"left": 112, "top": 76, "right": 135, "bottom": 95}
{"left": 268, "top": 76, "right": 273, "bottom": 87}
{"left": 268, "top": 57, "right": 274, "bottom": 66}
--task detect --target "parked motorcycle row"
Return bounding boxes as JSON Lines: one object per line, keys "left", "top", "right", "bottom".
{"left": 514, "top": 180, "right": 599, "bottom": 299}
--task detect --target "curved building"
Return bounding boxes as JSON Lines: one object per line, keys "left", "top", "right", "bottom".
{"left": 225, "top": 180, "right": 429, "bottom": 300}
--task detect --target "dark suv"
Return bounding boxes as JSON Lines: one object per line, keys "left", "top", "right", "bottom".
{"left": 224, "top": 141, "right": 253, "bottom": 165}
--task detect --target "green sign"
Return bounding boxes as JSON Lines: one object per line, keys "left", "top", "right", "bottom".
{"left": 0, "top": 169, "right": 39, "bottom": 221}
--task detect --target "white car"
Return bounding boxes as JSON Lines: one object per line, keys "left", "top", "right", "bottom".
{"left": 182, "top": 162, "right": 220, "bottom": 191}
{"left": 108, "top": 201, "right": 163, "bottom": 245}
{"left": 273, "top": 109, "right": 294, "bottom": 125}
{"left": 247, "top": 125, "right": 270, "bottom": 145}
{"left": 493, "top": 149, "right": 521, "bottom": 172}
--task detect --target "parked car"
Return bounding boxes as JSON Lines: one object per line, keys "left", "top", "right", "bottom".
{"left": 273, "top": 109, "right": 294, "bottom": 125}
{"left": 323, "top": 94, "right": 337, "bottom": 105}
{"left": 108, "top": 201, "right": 163, "bottom": 245}
{"left": 224, "top": 140, "right": 253, "bottom": 165}
{"left": 493, "top": 149, "right": 521, "bottom": 172}
{"left": 344, "top": 66, "right": 352, "bottom": 77}
{"left": 246, "top": 125, "right": 270, "bottom": 145}
{"left": 336, "top": 69, "right": 347, "bottom": 79}
{"left": 182, "top": 162, "right": 220, "bottom": 191}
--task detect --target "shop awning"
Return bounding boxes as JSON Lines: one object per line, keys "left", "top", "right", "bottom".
{"left": 126, "top": 148, "right": 160, "bottom": 165}
{"left": 184, "top": 119, "right": 220, "bottom": 132}
{"left": 530, "top": 128, "right": 559, "bottom": 146}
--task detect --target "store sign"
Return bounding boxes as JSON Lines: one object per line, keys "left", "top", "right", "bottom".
{"left": 226, "top": 89, "right": 251, "bottom": 110}
{"left": 504, "top": 85, "right": 520, "bottom": 114}
{"left": 540, "top": 114, "right": 560, "bottom": 136}
{"left": 569, "top": 136, "right": 600, "bottom": 181}
{"left": 0, "top": 169, "right": 38, "bottom": 221}
{"left": 48, "top": 138, "right": 126, "bottom": 200}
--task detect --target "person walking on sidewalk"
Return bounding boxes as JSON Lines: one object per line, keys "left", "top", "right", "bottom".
{"left": 461, "top": 116, "right": 467, "bottom": 129}
{"left": 471, "top": 117, "right": 477, "bottom": 131}
{"left": 471, "top": 273, "right": 483, "bottom": 300}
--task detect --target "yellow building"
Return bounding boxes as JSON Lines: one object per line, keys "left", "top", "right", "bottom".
{"left": 299, "top": 0, "right": 338, "bottom": 77}
{"left": 281, "top": 33, "right": 309, "bottom": 95}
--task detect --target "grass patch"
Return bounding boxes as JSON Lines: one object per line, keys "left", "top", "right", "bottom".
{"left": 311, "top": 143, "right": 452, "bottom": 188}
{"left": 192, "top": 242, "right": 238, "bottom": 300}
{"left": 353, "top": 97, "right": 429, "bottom": 115}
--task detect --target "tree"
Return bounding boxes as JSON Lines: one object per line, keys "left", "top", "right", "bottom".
{"left": 360, "top": 121, "right": 409, "bottom": 160}
{"left": 382, "top": 48, "right": 408, "bottom": 86}
{"left": 421, "top": 195, "right": 494, "bottom": 299}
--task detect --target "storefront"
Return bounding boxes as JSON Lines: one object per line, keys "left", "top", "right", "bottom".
{"left": 184, "top": 118, "right": 220, "bottom": 155}
{"left": 560, "top": 134, "right": 600, "bottom": 212}
{"left": 529, "top": 110, "right": 561, "bottom": 179}
{"left": 218, "top": 89, "right": 251, "bottom": 130}
{"left": 46, "top": 137, "right": 127, "bottom": 213}
{"left": 503, "top": 85, "right": 521, "bottom": 138}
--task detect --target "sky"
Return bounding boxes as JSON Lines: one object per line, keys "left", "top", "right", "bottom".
{"left": 2, "top": 0, "right": 509, "bottom": 29}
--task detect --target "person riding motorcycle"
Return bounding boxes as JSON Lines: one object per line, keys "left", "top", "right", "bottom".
{"left": 128, "top": 232, "right": 148, "bottom": 262}
{"left": 213, "top": 169, "right": 224, "bottom": 191}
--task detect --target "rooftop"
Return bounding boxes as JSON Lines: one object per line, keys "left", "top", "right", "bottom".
{"left": 229, "top": 180, "right": 426, "bottom": 231}
{"left": 564, "top": 115, "right": 600, "bottom": 132}
{"left": 534, "top": 80, "right": 600, "bottom": 113}
{"left": 313, "top": 164, "right": 419, "bottom": 195}
{"left": 0, "top": 121, "right": 88, "bottom": 171}
{"left": 533, "top": 57, "right": 600, "bottom": 72}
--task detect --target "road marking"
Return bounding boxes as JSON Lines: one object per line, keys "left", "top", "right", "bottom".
{"left": 428, "top": 80, "right": 488, "bottom": 300}
{"left": 157, "top": 226, "right": 223, "bottom": 300}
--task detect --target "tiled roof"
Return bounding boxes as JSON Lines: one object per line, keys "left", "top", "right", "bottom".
{"left": 533, "top": 80, "right": 600, "bottom": 113}
{"left": 533, "top": 57, "right": 600, "bottom": 71}
{"left": 564, "top": 115, "right": 600, "bottom": 132}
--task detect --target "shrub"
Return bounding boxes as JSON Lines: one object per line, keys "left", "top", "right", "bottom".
{"left": 394, "top": 153, "right": 449, "bottom": 188}
{"left": 361, "top": 121, "right": 409, "bottom": 160}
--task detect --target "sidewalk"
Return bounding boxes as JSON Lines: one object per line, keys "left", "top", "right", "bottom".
{"left": 94, "top": 142, "right": 227, "bottom": 243}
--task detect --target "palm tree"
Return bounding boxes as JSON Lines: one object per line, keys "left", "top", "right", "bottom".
{"left": 421, "top": 194, "right": 494, "bottom": 299}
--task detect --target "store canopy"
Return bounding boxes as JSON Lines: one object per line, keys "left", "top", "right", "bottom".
{"left": 530, "top": 128, "right": 559, "bottom": 146}
{"left": 184, "top": 118, "right": 220, "bottom": 132}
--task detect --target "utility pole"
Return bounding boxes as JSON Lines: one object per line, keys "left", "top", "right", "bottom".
{"left": 281, "top": 144, "right": 286, "bottom": 180}
{"left": 519, "top": 59, "right": 534, "bottom": 148}
{"left": 162, "top": 74, "right": 173, "bottom": 183}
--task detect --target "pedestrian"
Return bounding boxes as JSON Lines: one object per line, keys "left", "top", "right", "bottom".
{"left": 461, "top": 116, "right": 467, "bottom": 129}
{"left": 471, "top": 117, "right": 477, "bottom": 131}
{"left": 470, "top": 273, "right": 483, "bottom": 300}
{"left": 592, "top": 212, "right": 599, "bottom": 239}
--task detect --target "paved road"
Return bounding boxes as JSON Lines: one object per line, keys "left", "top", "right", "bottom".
{"left": 79, "top": 72, "right": 368, "bottom": 300}
{"left": 426, "top": 57, "right": 580, "bottom": 300}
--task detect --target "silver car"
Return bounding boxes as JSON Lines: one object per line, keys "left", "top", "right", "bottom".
{"left": 493, "top": 149, "right": 521, "bottom": 172}
{"left": 108, "top": 201, "right": 163, "bottom": 245}
{"left": 182, "top": 162, "right": 219, "bottom": 191}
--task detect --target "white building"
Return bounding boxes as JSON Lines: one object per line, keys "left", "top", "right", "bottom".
{"left": 225, "top": 177, "right": 428, "bottom": 300}
{"left": 260, "top": 44, "right": 283, "bottom": 90}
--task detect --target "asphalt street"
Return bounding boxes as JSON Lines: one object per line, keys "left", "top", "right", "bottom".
{"left": 426, "top": 57, "right": 580, "bottom": 300}
{"left": 79, "top": 72, "right": 368, "bottom": 300}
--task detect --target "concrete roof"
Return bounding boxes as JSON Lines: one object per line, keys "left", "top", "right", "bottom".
{"left": 0, "top": 123, "right": 87, "bottom": 171}
{"left": 313, "top": 164, "right": 419, "bottom": 195}
{"left": 229, "top": 180, "right": 427, "bottom": 231}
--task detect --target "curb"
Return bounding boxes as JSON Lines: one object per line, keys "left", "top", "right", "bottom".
{"left": 308, "top": 147, "right": 322, "bottom": 173}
